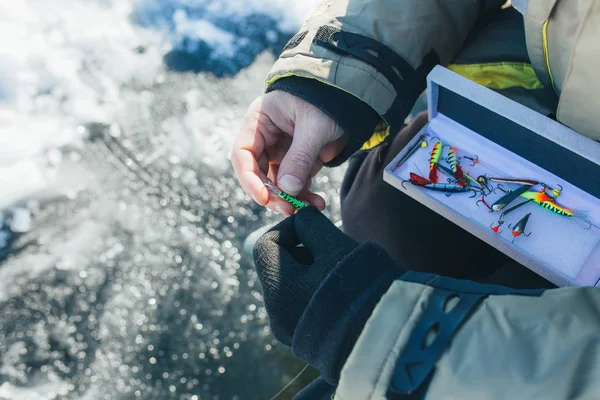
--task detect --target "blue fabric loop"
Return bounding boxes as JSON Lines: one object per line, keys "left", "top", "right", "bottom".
{"left": 387, "top": 289, "right": 485, "bottom": 397}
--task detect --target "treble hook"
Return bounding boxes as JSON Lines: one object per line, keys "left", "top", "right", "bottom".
{"left": 494, "top": 183, "right": 508, "bottom": 194}
{"left": 490, "top": 220, "right": 504, "bottom": 234}
{"left": 401, "top": 179, "right": 410, "bottom": 190}
{"left": 477, "top": 175, "right": 492, "bottom": 193}
{"left": 584, "top": 219, "right": 592, "bottom": 230}
{"left": 511, "top": 231, "right": 532, "bottom": 244}
{"left": 462, "top": 155, "right": 479, "bottom": 167}
{"left": 552, "top": 183, "right": 563, "bottom": 198}
{"left": 476, "top": 195, "right": 492, "bottom": 210}
{"left": 541, "top": 183, "right": 564, "bottom": 199}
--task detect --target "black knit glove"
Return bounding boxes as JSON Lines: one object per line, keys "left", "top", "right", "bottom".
{"left": 253, "top": 207, "right": 359, "bottom": 346}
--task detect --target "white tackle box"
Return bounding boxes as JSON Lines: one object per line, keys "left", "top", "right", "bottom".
{"left": 384, "top": 66, "right": 600, "bottom": 287}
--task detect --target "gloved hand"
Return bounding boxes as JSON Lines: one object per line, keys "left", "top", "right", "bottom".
{"left": 253, "top": 207, "right": 359, "bottom": 346}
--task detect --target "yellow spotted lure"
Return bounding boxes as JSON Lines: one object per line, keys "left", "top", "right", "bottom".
{"left": 265, "top": 182, "right": 308, "bottom": 209}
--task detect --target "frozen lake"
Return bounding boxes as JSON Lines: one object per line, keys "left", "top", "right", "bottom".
{"left": 0, "top": 1, "right": 343, "bottom": 398}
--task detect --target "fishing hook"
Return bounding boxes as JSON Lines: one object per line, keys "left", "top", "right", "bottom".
{"left": 541, "top": 182, "right": 563, "bottom": 199}
{"left": 494, "top": 183, "right": 508, "bottom": 194}
{"left": 511, "top": 231, "right": 532, "bottom": 243}
{"left": 508, "top": 222, "right": 533, "bottom": 235}
{"left": 462, "top": 155, "right": 479, "bottom": 167}
{"left": 477, "top": 175, "right": 492, "bottom": 193}
{"left": 490, "top": 220, "right": 504, "bottom": 234}
{"left": 476, "top": 195, "right": 492, "bottom": 210}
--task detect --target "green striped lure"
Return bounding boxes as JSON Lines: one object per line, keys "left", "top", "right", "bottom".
{"left": 265, "top": 182, "right": 308, "bottom": 209}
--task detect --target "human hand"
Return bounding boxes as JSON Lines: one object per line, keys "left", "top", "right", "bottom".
{"left": 231, "top": 91, "right": 346, "bottom": 215}
{"left": 253, "top": 207, "right": 359, "bottom": 345}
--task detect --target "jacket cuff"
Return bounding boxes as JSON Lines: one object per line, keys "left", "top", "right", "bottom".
{"left": 267, "top": 77, "right": 381, "bottom": 166}
{"left": 291, "top": 242, "right": 406, "bottom": 385}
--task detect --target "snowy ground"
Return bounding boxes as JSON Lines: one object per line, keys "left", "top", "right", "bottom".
{"left": 0, "top": 1, "right": 345, "bottom": 399}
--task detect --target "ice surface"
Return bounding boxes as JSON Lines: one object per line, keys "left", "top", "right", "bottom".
{"left": 0, "top": 1, "right": 339, "bottom": 399}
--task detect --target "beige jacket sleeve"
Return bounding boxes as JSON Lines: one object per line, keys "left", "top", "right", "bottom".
{"left": 267, "top": 0, "right": 506, "bottom": 130}
{"left": 335, "top": 277, "right": 600, "bottom": 399}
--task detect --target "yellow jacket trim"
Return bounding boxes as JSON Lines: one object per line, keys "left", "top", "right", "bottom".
{"left": 448, "top": 62, "right": 544, "bottom": 90}
{"left": 266, "top": 73, "right": 390, "bottom": 151}
{"left": 360, "top": 126, "right": 390, "bottom": 150}
{"left": 265, "top": 72, "right": 303, "bottom": 89}
{"left": 542, "top": 20, "right": 556, "bottom": 91}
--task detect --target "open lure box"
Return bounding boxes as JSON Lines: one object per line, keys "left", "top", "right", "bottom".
{"left": 384, "top": 66, "right": 600, "bottom": 287}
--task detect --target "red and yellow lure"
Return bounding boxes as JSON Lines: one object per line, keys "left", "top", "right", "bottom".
{"left": 447, "top": 146, "right": 466, "bottom": 186}
{"left": 520, "top": 190, "right": 573, "bottom": 216}
{"left": 520, "top": 188, "right": 591, "bottom": 227}
{"left": 429, "top": 140, "right": 443, "bottom": 183}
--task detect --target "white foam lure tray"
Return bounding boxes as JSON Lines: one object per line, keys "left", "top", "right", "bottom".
{"left": 384, "top": 66, "right": 600, "bottom": 287}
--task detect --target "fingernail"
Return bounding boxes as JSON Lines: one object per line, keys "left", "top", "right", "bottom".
{"left": 279, "top": 174, "right": 303, "bottom": 194}
{"left": 251, "top": 195, "right": 263, "bottom": 206}
{"left": 274, "top": 205, "right": 289, "bottom": 216}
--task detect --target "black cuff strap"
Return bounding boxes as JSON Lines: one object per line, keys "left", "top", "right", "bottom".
{"left": 313, "top": 26, "right": 439, "bottom": 131}
{"left": 387, "top": 289, "right": 485, "bottom": 398}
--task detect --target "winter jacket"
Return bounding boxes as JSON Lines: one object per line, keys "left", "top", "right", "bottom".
{"left": 290, "top": 242, "right": 600, "bottom": 399}
{"left": 262, "top": 1, "right": 600, "bottom": 398}
{"left": 267, "top": 0, "right": 600, "bottom": 154}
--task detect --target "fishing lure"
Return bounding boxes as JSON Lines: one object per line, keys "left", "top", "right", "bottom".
{"left": 402, "top": 172, "right": 476, "bottom": 196}
{"left": 489, "top": 177, "right": 539, "bottom": 186}
{"left": 490, "top": 184, "right": 534, "bottom": 212}
{"left": 392, "top": 134, "right": 427, "bottom": 171}
{"left": 541, "top": 183, "right": 563, "bottom": 198}
{"left": 462, "top": 155, "right": 479, "bottom": 166}
{"left": 429, "top": 140, "right": 443, "bottom": 183}
{"left": 490, "top": 220, "right": 505, "bottom": 233}
{"left": 477, "top": 175, "right": 492, "bottom": 193}
{"left": 447, "top": 146, "right": 466, "bottom": 186}
{"left": 498, "top": 198, "right": 534, "bottom": 221}
{"left": 463, "top": 173, "right": 483, "bottom": 190}
{"left": 438, "top": 164, "right": 480, "bottom": 189}
{"left": 520, "top": 190, "right": 567, "bottom": 213}
{"left": 264, "top": 182, "right": 308, "bottom": 209}
{"left": 520, "top": 189, "right": 592, "bottom": 228}
{"left": 509, "top": 213, "right": 532, "bottom": 243}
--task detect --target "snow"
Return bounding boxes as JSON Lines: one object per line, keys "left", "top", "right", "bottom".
{"left": 0, "top": 2, "right": 333, "bottom": 398}
{"left": 0, "top": 0, "right": 320, "bottom": 212}
{"left": 9, "top": 207, "right": 32, "bottom": 233}
{"left": 0, "top": 0, "right": 164, "bottom": 210}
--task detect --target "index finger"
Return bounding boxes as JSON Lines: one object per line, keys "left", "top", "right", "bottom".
{"left": 231, "top": 99, "right": 286, "bottom": 205}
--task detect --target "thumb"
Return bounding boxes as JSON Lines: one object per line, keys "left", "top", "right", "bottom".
{"left": 277, "top": 110, "right": 343, "bottom": 195}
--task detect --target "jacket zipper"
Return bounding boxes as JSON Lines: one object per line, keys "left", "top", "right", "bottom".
{"left": 542, "top": 19, "right": 557, "bottom": 91}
